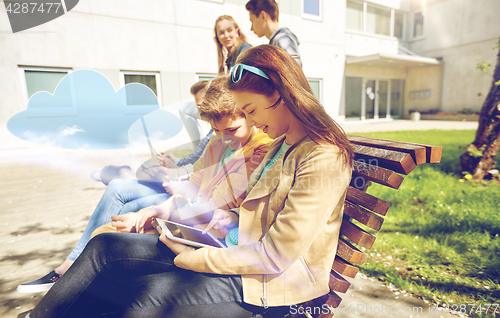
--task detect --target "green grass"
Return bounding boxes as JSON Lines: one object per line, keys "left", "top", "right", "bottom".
{"left": 352, "top": 130, "right": 500, "bottom": 317}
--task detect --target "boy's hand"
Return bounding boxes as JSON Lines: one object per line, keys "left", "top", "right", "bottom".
{"left": 111, "top": 212, "right": 143, "bottom": 233}
{"left": 163, "top": 180, "right": 183, "bottom": 195}
{"left": 203, "top": 209, "right": 238, "bottom": 235}
{"left": 157, "top": 152, "right": 180, "bottom": 168}
{"left": 165, "top": 153, "right": 180, "bottom": 163}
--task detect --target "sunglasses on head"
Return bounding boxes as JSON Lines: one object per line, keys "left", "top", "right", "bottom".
{"left": 230, "top": 63, "right": 269, "bottom": 83}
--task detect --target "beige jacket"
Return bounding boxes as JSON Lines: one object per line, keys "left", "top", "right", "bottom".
{"left": 174, "top": 136, "right": 351, "bottom": 307}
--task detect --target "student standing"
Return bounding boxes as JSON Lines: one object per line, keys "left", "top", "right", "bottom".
{"left": 246, "top": 0, "right": 303, "bottom": 67}
{"left": 214, "top": 15, "right": 252, "bottom": 74}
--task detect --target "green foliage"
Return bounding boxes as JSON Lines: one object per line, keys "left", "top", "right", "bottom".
{"left": 467, "top": 144, "right": 486, "bottom": 158}
{"left": 456, "top": 108, "right": 477, "bottom": 115}
{"left": 494, "top": 42, "right": 500, "bottom": 50}
{"left": 354, "top": 130, "right": 500, "bottom": 317}
{"left": 495, "top": 80, "right": 500, "bottom": 86}
{"left": 477, "top": 62, "right": 491, "bottom": 73}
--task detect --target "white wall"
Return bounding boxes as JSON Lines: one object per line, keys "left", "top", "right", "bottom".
{"left": 407, "top": 0, "right": 500, "bottom": 112}
{"left": 0, "top": 0, "right": 347, "bottom": 128}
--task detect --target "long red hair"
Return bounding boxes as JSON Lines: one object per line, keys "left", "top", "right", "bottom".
{"left": 227, "top": 45, "right": 353, "bottom": 166}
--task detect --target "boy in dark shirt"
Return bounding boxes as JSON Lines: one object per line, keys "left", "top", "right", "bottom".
{"left": 245, "top": 0, "right": 303, "bottom": 67}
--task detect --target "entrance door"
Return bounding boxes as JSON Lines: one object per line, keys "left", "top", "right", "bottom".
{"left": 365, "top": 80, "right": 376, "bottom": 119}
{"left": 390, "top": 79, "right": 404, "bottom": 119}
{"left": 345, "top": 77, "right": 362, "bottom": 120}
{"left": 379, "top": 80, "right": 388, "bottom": 118}
{"left": 344, "top": 77, "right": 404, "bottom": 120}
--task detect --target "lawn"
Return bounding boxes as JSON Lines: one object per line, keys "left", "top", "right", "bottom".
{"left": 352, "top": 130, "right": 500, "bottom": 317}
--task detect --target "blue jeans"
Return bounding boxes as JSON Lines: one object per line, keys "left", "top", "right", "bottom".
{"left": 31, "top": 233, "right": 255, "bottom": 318}
{"left": 67, "top": 179, "right": 171, "bottom": 261}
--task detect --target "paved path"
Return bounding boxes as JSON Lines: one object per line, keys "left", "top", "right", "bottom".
{"left": 341, "top": 119, "right": 478, "bottom": 134}
{"left": 0, "top": 121, "right": 474, "bottom": 317}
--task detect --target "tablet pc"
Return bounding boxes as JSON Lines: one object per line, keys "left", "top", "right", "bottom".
{"left": 155, "top": 218, "right": 227, "bottom": 248}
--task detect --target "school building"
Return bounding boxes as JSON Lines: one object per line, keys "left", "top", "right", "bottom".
{"left": 1, "top": 0, "right": 498, "bottom": 134}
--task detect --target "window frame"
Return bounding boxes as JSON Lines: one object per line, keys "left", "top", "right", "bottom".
{"left": 302, "top": 0, "right": 322, "bottom": 22}
{"left": 345, "top": 0, "right": 408, "bottom": 40}
{"left": 412, "top": 11, "right": 424, "bottom": 40}
{"left": 196, "top": 73, "right": 217, "bottom": 83}
{"left": 307, "top": 77, "right": 323, "bottom": 103}
{"left": 393, "top": 10, "right": 407, "bottom": 40}
{"left": 346, "top": 0, "right": 364, "bottom": 32}
{"left": 365, "top": 2, "right": 392, "bottom": 37}
{"left": 18, "top": 66, "right": 72, "bottom": 106}
{"left": 120, "top": 70, "right": 162, "bottom": 107}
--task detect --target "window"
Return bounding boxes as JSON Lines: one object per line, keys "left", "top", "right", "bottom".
{"left": 197, "top": 74, "right": 217, "bottom": 82}
{"left": 307, "top": 78, "right": 322, "bottom": 102}
{"left": 345, "top": 77, "right": 362, "bottom": 120}
{"left": 394, "top": 11, "right": 405, "bottom": 39}
{"left": 345, "top": 1, "right": 406, "bottom": 39}
{"left": 366, "top": 4, "right": 391, "bottom": 36}
{"left": 346, "top": 0, "right": 363, "bottom": 31}
{"left": 120, "top": 71, "right": 161, "bottom": 107}
{"left": 413, "top": 11, "right": 424, "bottom": 38}
{"left": 302, "top": 0, "right": 322, "bottom": 21}
{"left": 390, "top": 79, "right": 404, "bottom": 118}
{"left": 20, "top": 66, "right": 70, "bottom": 99}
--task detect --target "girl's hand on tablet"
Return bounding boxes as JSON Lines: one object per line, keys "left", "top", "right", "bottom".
{"left": 158, "top": 226, "right": 188, "bottom": 255}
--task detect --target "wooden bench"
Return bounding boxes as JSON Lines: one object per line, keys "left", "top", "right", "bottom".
{"left": 285, "top": 136, "right": 442, "bottom": 318}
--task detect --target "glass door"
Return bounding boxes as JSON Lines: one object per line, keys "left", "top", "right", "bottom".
{"left": 390, "top": 79, "right": 404, "bottom": 119}
{"left": 379, "top": 80, "right": 388, "bottom": 118}
{"left": 345, "top": 77, "right": 362, "bottom": 120}
{"left": 344, "top": 77, "right": 405, "bottom": 120}
{"left": 365, "top": 80, "right": 376, "bottom": 119}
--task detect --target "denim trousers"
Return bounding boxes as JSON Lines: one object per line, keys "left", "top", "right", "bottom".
{"left": 67, "top": 179, "right": 171, "bottom": 261}
{"left": 31, "top": 233, "right": 255, "bottom": 318}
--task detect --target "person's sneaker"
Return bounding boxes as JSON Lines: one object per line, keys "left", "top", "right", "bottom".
{"left": 17, "top": 309, "right": 32, "bottom": 318}
{"left": 16, "top": 271, "right": 60, "bottom": 293}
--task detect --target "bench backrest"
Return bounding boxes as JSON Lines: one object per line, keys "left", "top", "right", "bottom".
{"left": 288, "top": 136, "right": 442, "bottom": 318}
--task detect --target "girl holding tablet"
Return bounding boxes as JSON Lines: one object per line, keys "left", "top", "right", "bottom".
{"left": 24, "top": 45, "right": 353, "bottom": 318}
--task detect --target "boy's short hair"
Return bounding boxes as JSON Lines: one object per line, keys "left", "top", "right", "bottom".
{"left": 198, "top": 76, "right": 245, "bottom": 123}
{"left": 245, "top": 0, "right": 279, "bottom": 22}
{"left": 190, "top": 80, "right": 210, "bottom": 96}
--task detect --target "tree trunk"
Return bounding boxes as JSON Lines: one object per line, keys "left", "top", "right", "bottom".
{"left": 460, "top": 36, "right": 500, "bottom": 181}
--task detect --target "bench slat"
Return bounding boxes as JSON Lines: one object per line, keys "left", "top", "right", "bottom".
{"left": 352, "top": 144, "right": 417, "bottom": 175}
{"left": 344, "top": 201, "right": 384, "bottom": 231}
{"left": 348, "top": 135, "right": 427, "bottom": 165}
{"left": 336, "top": 238, "right": 367, "bottom": 264}
{"left": 332, "top": 256, "right": 359, "bottom": 278}
{"left": 352, "top": 161, "right": 404, "bottom": 189}
{"left": 341, "top": 219, "right": 376, "bottom": 249}
{"left": 321, "top": 292, "right": 342, "bottom": 317}
{"left": 346, "top": 186, "right": 390, "bottom": 216}
{"left": 287, "top": 293, "right": 340, "bottom": 318}
{"left": 400, "top": 141, "right": 442, "bottom": 163}
{"left": 329, "top": 270, "right": 351, "bottom": 293}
